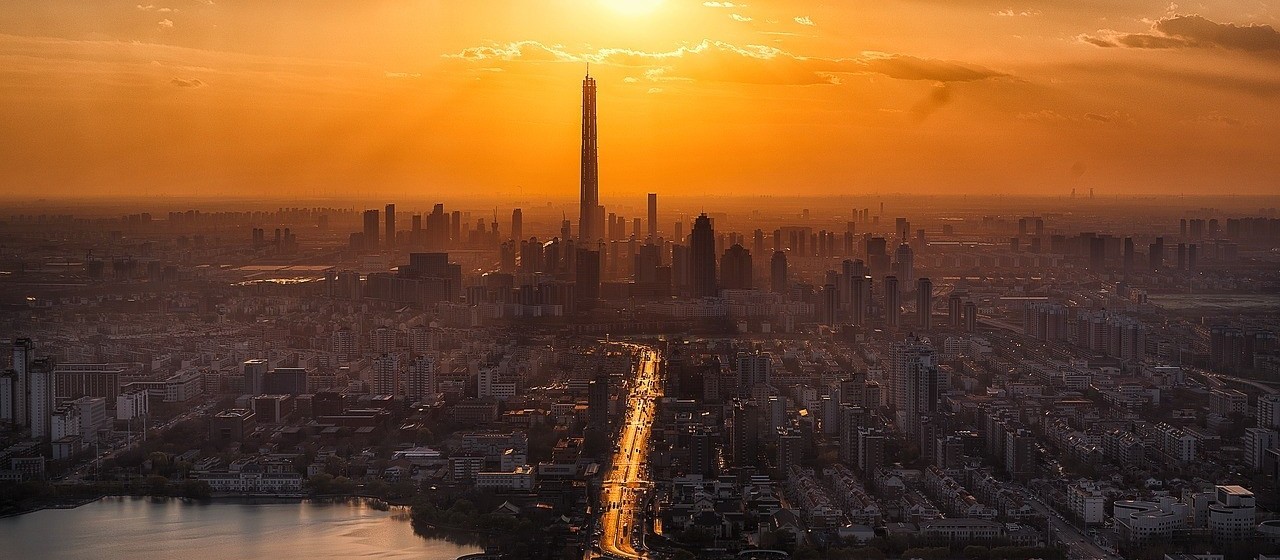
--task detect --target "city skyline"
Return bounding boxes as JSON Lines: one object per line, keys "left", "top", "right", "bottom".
{"left": 1, "top": 1, "right": 1279, "bottom": 199}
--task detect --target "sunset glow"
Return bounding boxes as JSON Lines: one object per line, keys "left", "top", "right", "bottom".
{"left": 0, "top": 1, "right": 1277, "bottom": 199}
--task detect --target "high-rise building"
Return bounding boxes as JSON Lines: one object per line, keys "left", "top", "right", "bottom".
{"left": 243, "top": 359, "right": 267, "bottom": 396}
{"left": 578, "top": 71, "right": 600, "bottom": 243}
{"left": 29, "top": 357, "right": 53, "bottom": 439}
{"left": 720, "top": 244, "right": 752, "bottom": 290}
{"left": 890, "top": 336, "right": 938, "bottom": 438}
{"left": 575, "top": 248, "right": 600, "bottom": 310}
{"left": 736, "top": 351, "right": 771, "bottom": 395}
{"left": 917, "top": 277, "right": 933, "bottom": 330}
{"left": 588, "top": 378, "right": 609, "bottom": 427}
{"left": 12, "top": 338, "right": 32, "bottom": 429}
{"left": 373, "top": 353, "right": 400, "bottom": 396}
{"left": 407, "top": 354, "right": 436, "bottom": 401}
{"left": 770, "top": 251, "right": 788, "bottom": 294}
{"left": 852, "top": 275, "right": 870, "bottom": 326}
{"left": 884, "top": 275, "right": 901, "bottom": 328}
{"left": 385, "top": 203, "right": 396, "bottom": 248}
{"left": 690, "top": 213, "right": 717, "bottom": 297}
{"left": 647, "top": 193, "right": 658, "bottom": 241}
{"left": 511, "top": 208, "right": 522, "bottom": 243}
{"left": 894, "top": 243, "right": 914, "bottom": 286}
{"left": 363, "top": 209, "right": 380, "bottom": 249}
{"left": 948, "top": 292, "right": 964, "bottom": 328}
{"left": 731, "top": 402, "right": 760, "bottom": 468}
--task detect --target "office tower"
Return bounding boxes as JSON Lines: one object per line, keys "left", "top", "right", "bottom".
{"left": 720, "top": 244, "right": 752, "bottom": 290}
{"left": 1149, "top": 236, "right": 1164, "bottom": 270}
{"left": 948, "top": 293, "right": 963, "bottom": 328}
{"left": 363, "top": 209, "right": 380, "bottom": 249}
{"left": 731, "top": 402, "right": 760, "bottom": 468}
{"left": 575, "top": 248, "right": 601, "bottom": 310}
{"left": 578, "top": 71, "right": 600, "bottom": 243}
{"left": 963, "top": 300, "right": 978, "bottom": 332}
{"left": 894, "top": 243, "right": 914, "bottom": 286}
{"left": 407, "top": 354, "right": 436, "bottom": 401}
{"left": 450, "top": 209, "right": 460, "bottom": 245}
{"left": 647, "top": 193, "right": 657, "bottom": 241}
{"left": 632, "top": 217, "right": 642, "bottom": 239}
{"left": 511, "top": 208, "right": 522, "bottom": 243}
{"left": 1188, "top": 244, "right": 1198, "bottom": 271}
{"left": 917, "top": 277, "right": 933, "bottom": 330}
{"left": 373, "top": 353, "right": 400, "bottom": 396}
{"left": 410, "top": 214, "right": 422, "bottom": 245}
{"left": 851, "top": 275, "right": 870, "bottom": 326}
{"left": 890, "top": 337, "right": 939, "bottom": 438}
{"left": 384, "top": 203, "right": 396, "bottom": 248}
{"left": 690, "top": 213, "right": 717, "bottom": 297}
{"left": 670, "top": 244, "right": 689, "bottom": 294}
{"left": 867, "top": 237, "right": 889, "bottom": 276}
{"left": 1123, "top": 237, "right": 1135, "bottom": 270}
{"left": 884, "top": 276, "right": 901, "bottom": 328}
{"left": 588, "top": 378, "right": 610, "bottom": 428}
{"left": 770, "top": 251, "right": 788, "bottom": 294}
{"left": 243, "top": 359, "right": 268, "bottom": 396}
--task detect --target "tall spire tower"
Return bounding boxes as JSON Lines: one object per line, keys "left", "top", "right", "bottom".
{"left": 578, "top": 69, "right": 599, "bottom": 244}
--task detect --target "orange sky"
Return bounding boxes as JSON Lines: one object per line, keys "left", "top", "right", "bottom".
{"left": 0, "top": 0, "right": 1277, "bottom": 199}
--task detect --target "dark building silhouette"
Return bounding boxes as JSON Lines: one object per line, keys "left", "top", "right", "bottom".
{"left": 770, "top": 250, "right": 787, "bottom": 294}
{"left": 575, "top": 248, "right": 600, "bottom": 310}
{"left": 720, "top": 244, "right": 752, "bottom": 290}
{"left": 384, "top": 203, "right": 396, "bottom": 248}
{"left": 691, "top": 213, "right": 717, "bottom": 297}
{"left": 511, "top": 208, "right": 522, "bottom": 243}
{"left": 884, "top": 275, "right": 901, "bottom": 328}
{"left": 917, "top": 277, "right": 933, "bottom": 330}
{"left": 647, "top": 193, "right": 657, "bottom": 241}
{"left": 363, "top": 209, "right": 380, "bottom": 249}
{"left": 578, "top": 71, "right": 600, "bottom": 243}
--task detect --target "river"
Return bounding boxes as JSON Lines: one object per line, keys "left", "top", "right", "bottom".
{"left": 0, "top": 496, "right": 483, "bottom": 560}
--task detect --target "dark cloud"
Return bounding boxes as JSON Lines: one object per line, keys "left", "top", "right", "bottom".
{"left": 911, "top": 83, "right": 952, "bottom": 122}
{"left": 1082, "top": 15, "right": 1280, "bottom": 56}
{"left": 446, "top": 40, "right": 1004, "bottom": 86}
{"left": 170, "top": 77, "right": 204, "bottom": 87}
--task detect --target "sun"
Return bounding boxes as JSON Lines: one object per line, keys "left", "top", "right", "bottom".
{"left": 600, "top": 0, "right": 664, "bottom": 16}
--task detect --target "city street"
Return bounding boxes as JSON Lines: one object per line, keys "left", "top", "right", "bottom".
{"left": 595, "top": 345, "right": 661, "bottom": 559}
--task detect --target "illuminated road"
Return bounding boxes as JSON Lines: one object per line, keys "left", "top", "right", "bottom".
{"left": 596, "top": 345, "right": 661, "bottom": 559}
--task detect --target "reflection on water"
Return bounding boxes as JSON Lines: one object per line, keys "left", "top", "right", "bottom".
{"left": 0, "top": 497, "right": 482, "bottom": 560}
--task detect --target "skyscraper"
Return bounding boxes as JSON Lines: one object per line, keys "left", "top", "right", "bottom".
{"left": 691, "top": 213, "right": 717, "bottom": 297}
{"left": 647, "top": 193, "right": 657, "bottom": 241}
{"left": 917, "top": 277, "right": 933, "bottom": 330}
{"left": 363, "top": 209, "right": 380, "bottom": 249}
{"left": 384, "top": 203, "right": 396, "bottom": 248}
{"left": 884, "top": 275, "right": 901, "bottom": 328}
{"left": 720, "top": 244, "right": 752, "bottom": 290}
{"left": 890, "top": 336, "right": 939, "bottom": 438}
{"left": 578, "top": 71, "right": 599, "bottom": 244}
{"left": 894, "top": 243, "right": 914, "bottom": 287}
{"left": 511, "top": 208, "right": 523, "bottom": 242}
{"left": 770, "top": 250, "right": 788, "bottom": 294}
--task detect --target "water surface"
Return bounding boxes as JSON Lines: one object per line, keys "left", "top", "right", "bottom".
{"left": 0, "top": 497, "right": 482, "bottom": 560}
